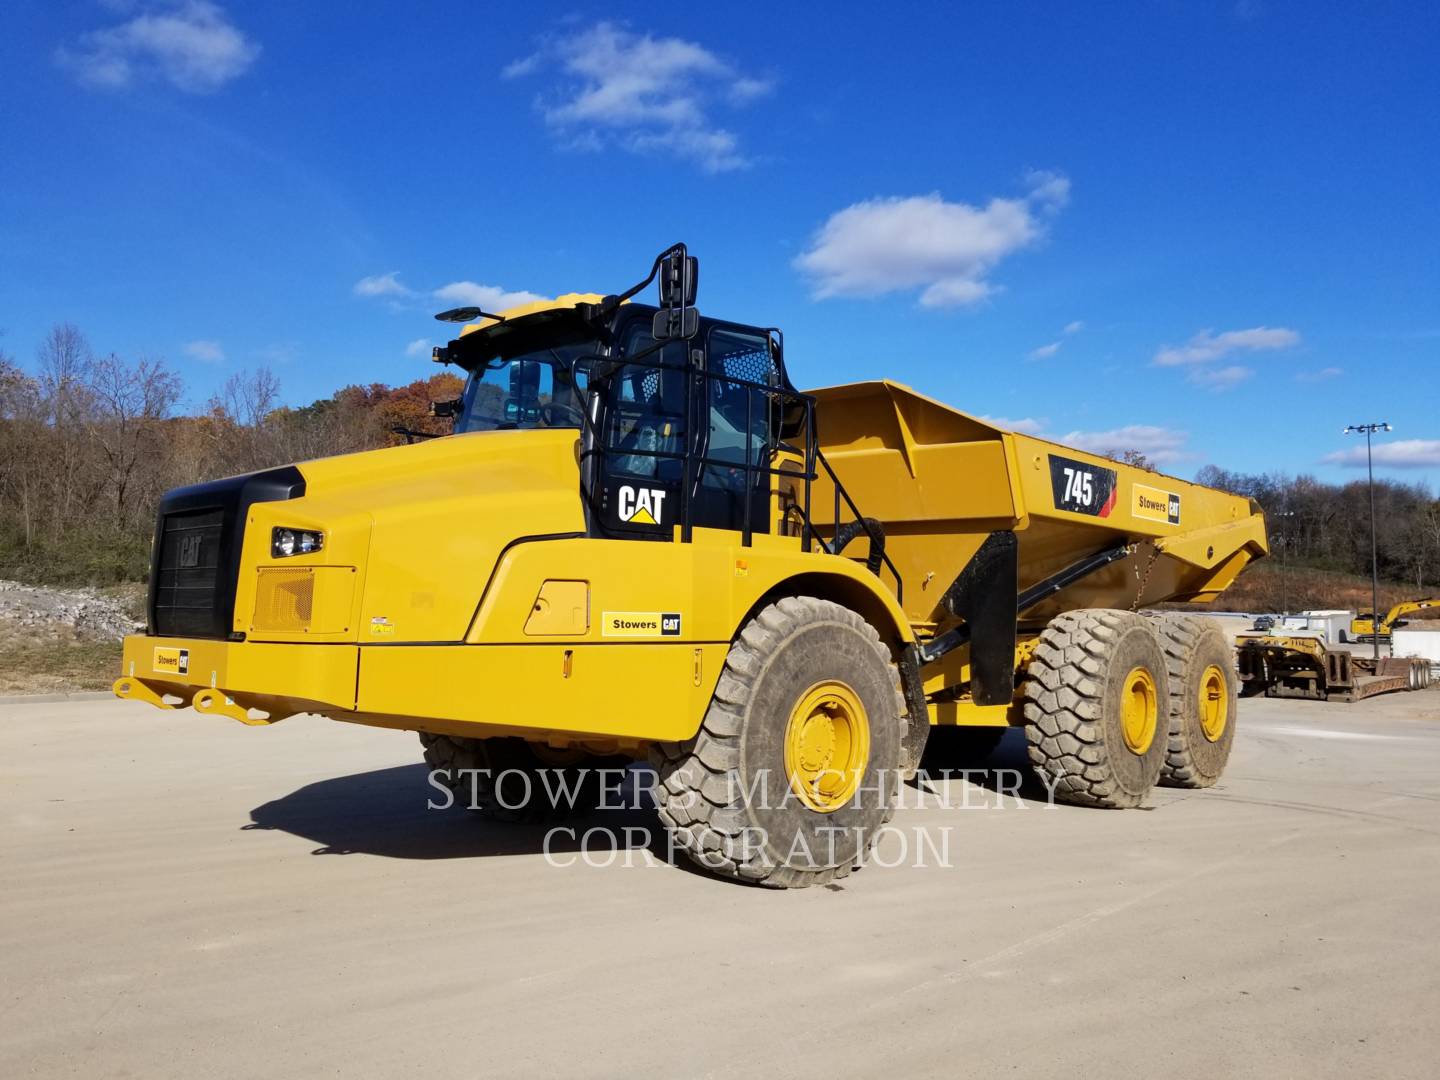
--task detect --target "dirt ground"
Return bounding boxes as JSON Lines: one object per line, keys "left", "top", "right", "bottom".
{"left": 2, "top": 690, "right": 1438, "bottom": 1078}
{"left": 0, "top": 580, "right": 140, "bottom": 694}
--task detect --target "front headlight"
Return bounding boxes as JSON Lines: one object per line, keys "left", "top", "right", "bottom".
{"left": 272, "top": 527, "right": 324, "bottom": 558}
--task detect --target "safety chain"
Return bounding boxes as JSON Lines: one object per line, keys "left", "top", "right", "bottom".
{"left": 1131, "top": 542, "right": 1161, "bottom": 611}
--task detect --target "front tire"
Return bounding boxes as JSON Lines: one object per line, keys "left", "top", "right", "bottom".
{"left": 650, "top": 596, "right": 904, "bottom": 888}
{"left": 1022, "top": 609, "right": 1170, "bottom": 808}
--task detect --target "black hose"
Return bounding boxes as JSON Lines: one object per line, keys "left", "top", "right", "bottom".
{"left": 831, "top": 517, "right": 886, "bottom": 575}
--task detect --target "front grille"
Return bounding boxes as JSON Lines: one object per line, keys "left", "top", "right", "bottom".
{"left": 145, "top": 464, "right": 306, "bottom": 641}
{"left": 153, "top": 508, "right": 225, "bottom": 637}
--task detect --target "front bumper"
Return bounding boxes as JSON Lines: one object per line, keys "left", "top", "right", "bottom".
{"left": 115, "top": 634, "right": 729, "bottom": 745}
{"left": 114, "top": 635, "right": 358, "bottom": 724}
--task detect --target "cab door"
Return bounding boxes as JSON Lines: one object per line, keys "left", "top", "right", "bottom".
{"left": 689, "top": 324, "right": 778, "bottom": 539}
{"left": 591, "top": 323, "right": 689, "bottom": 537}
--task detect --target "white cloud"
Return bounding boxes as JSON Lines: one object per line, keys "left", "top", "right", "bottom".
{"left": 1060, "top": 425, "right": 1194, "bottom": 465}
{"left": 56, "top": 1, "right": 258, "bottom": 93}
{"left": 1153, "top": 326, "right": 1300, "bottom": 366}
{"left": 354, "top": 273, "right": 545, "bottom": 315}
{"left": 255, "top": 342, "right": 298, "bottom": 366}
{"left": 404, "top": 338, "right": 431, "bottom": 359}
{"left": 505, "top": 22, "right": 771, "bottom": 173}
{"left": 1189, "top": 364, "right": 1254, "bottom": 391}
{"left": 1296, "top": 366, "right": 1343, "bottom": 382}
{"left": 433, "top": 282, "right": 546, "bottom": 311}
{"left": 182, "top": 339, "right": 224, "bottom": 364}
{"left": 794, "top": 173, "right": 1069, "bottom": 309}
{"left": 1029, "top": 341, "right": 1061, "bottom": 360}
{"left": 1322, "top": 440, "right": 1440, "bottom": 469}
{"left": 353, "top": 272, "right": 412, "bottom": 298}
{"left": 979, "top": 415, "right": 1047, "bottom": 435}
{"left": 1063, "top": 320, "right": 1085, "bottom": 335}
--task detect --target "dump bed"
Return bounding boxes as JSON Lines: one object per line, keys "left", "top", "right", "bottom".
{"left": 809, "top": 381, "right": 1267, "bottom": 629}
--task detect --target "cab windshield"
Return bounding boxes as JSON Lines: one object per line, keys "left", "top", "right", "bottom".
{"left": 454, "top": 342, "right": 595, "bottom": 434}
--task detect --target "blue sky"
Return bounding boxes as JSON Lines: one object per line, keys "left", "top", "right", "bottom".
{"left": 2, "top": 1, "right": 1438, "bottom": 485}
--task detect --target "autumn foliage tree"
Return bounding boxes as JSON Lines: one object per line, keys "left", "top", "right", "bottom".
{"left": 0, "top": 324, "right": 463, "bottom": 584}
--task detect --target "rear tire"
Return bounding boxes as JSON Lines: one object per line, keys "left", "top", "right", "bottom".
{"left": 420, "top": 734, "right": 628, "bottom": 823}
{"left": 1022, "top": 609, "right": 1170, "bottom": 808}
{"left": 650, "top": 596, "right": 904, "bottom": 888}
{"left": 1147, "top": 613, "right": 1238, "bottom": 788}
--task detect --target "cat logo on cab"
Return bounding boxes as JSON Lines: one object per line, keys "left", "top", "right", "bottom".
{"left": 618, "top": 485, "right": 667, "bottom": 526}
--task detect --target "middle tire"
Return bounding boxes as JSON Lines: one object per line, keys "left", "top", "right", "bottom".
{"left": 650, "top": 596, "right": 904, "bottom": 888}
{"left": 1022, "top": 609, "right": 1170, "bottom": 808}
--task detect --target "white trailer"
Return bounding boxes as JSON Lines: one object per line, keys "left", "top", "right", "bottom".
{"left": 1281, "top": 610, "right": 1353, "bottom": 644}
{"left": 1392, "top": 628, "right": 1440, "bottom": 677}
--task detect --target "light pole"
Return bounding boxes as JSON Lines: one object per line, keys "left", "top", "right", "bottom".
{"left": 1344, "top": 422, "right": 1392, "bottom": 662}
{"left": 1274, "top": 509, "right": 1295, "bottom": 616}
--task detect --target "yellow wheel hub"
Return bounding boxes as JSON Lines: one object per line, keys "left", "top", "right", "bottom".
{"left": 783, "top": 681, "right": 870, "bottom": 813}
{"left": 1198, "top": 664, "right": 1228, "bottom": 742}
{"left": 1120, "top": 667, "right": 1158, "bottom": 755}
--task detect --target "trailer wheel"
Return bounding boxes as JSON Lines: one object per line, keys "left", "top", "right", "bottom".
{"left": 649, "top": 596, "right": 904, "bottom": 888}
{"left": 1147, "top": 614, "right": 1238, "bottom": 788}
{"left": 1022, "top": 609, "right": 1169, "bottom": 808}
{"left": 419, "top": 734, "right": 628, "bottom": 823}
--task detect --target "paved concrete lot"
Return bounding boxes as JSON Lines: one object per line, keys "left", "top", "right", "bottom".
{"left": 3, "top": 692, "right": 1439, "bottom": 1078}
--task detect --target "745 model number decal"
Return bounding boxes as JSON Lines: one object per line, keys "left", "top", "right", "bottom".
{"left": 1048, "top": 454, "right": 1117, "bottom": 518}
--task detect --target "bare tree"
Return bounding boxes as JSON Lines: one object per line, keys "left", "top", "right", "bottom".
{"left": 0, "top": 351, "right": 46, "bottom": 545}
{"left": 35, "top": 324, "right": 100, "bottom": 530}
{"left": 210, "top": 367, "right": 280, "bottom": 429}
{"left": 201, "top": 367, "right": 285, "bottom": 476}
{"left": 87, "top": 353, "right": 183, "bottom": 524}
{"left": 1111, "top": 448, "right": 1157, "bottom": 470}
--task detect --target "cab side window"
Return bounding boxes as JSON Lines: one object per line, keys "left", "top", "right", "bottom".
{"left": 694, "top": 328, "right": 776, "bottom": 533}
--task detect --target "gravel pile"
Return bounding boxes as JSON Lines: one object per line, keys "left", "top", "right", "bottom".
{"left": 0, "top": 580, "right": 145, "bottom": 641}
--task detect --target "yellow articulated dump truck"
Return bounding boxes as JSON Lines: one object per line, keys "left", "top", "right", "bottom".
{"left": 115, "top": 245, "right": 1267, "bottom": 888}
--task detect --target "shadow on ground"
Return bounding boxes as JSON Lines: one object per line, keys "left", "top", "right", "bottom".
{"left": 911, "top": 729, "right": 1060, "bottom": 806}
{"left": 247, "top": 730, "right": 1058, "bottom": 862}
{"left": 247, "top": 763, "right": 664, "bottom": 861}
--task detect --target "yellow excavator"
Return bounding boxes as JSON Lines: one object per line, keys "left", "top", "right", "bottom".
{"left": 114, "top": 244, "right": 1267, "bottom": 888}
{"left": 1348, "top": 598, "right": 1437, "bottom": 643}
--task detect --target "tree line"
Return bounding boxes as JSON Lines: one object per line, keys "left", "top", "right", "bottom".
{"left": 2, "top": 323, "right": 1437, "bottom": 593}
{"left": 0, "top": 324, "right": 460, "bottom": 584}
{"left": 1194, "top": 465, "right": 1440, "bottom": 594}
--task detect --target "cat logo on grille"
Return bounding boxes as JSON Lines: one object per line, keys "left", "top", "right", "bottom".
{"left": 178, "top": 533, "right": 203, "bottom": 568}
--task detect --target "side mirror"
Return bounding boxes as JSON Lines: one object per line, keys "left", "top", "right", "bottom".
{"left": 658, "top": 253, "right": 698, "bottom": 307}
{"left": 652, "top": 307, "right": 699, "bottom": 341}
